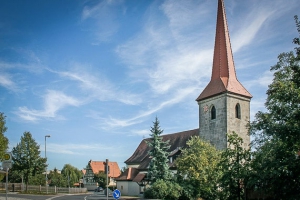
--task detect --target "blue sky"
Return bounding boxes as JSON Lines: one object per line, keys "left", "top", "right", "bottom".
{"left": 1, "top": 0, "right": 299, "bottom": 171}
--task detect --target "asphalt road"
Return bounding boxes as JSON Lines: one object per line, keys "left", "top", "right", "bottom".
{"left": 0, "top": 192, "right": 136, "bottom": 200}
{"left": 0, "top": 192, "right": 113, "bottom": 200}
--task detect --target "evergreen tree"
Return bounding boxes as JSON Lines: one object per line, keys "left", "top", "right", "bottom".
{"left": 146, "top": 117, "right": 171, "bottom": 183}
{"left": 11, "top": 132, "right": 47, "bottom": 191}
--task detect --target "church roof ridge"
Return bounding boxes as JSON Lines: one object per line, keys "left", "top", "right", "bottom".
{"left": 196, "top": 0, "right": 252, "bottom": 101}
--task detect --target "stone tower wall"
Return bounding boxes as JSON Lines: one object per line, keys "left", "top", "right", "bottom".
{"left": 226, "top": 93, "right": 251, "bottom": 149}
{"left": 198, "top": 93, "right": 250, "bottom": 150}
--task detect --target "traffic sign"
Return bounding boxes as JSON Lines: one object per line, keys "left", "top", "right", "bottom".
{"left": 112, "top": 189, "right": 121, "bottom": 199}
{"left": 2, "top": 152, "right": 12, "bottom": 170}
{"left": 3, "top": 152, "right": 12, "bottom": 161}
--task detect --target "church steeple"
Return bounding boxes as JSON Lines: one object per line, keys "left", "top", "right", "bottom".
{"left": 196, "top": 0, "right": 252, "bottom": 101}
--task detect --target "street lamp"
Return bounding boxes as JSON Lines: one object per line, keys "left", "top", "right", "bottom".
{"left": 45, "top": 135, "right": 50, "bottom": 194}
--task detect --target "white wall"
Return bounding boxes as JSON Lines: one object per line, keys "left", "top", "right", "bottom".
{"left": 117, "top": 181, "right": 140, "bottom": 196}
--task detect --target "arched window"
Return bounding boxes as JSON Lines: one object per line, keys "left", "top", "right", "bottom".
{"left": 235, "top": 103, "right": 241, "bottom": 119}
{"left": 211, "top": 106, "right": 216, "bottom": 120}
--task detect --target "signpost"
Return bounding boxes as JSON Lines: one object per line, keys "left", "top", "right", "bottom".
{"left": 1, "top": 152, "right": 12, "bottom": 200}
{"left": 113, "top": 189, "right": 121, "bottom": 200}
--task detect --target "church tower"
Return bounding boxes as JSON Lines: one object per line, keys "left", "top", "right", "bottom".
{"left": 196, "top": 0, "right": 252, "bottom": 150}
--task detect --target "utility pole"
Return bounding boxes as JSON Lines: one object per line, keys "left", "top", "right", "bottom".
{"left": 45, "top": 135, "right": 50, "bottom": 194}
{"left": 106, "top": 159, "right": 109, "bottom": 200}
{"left": 6, "top": 168, "right": 9, "bottom": 200}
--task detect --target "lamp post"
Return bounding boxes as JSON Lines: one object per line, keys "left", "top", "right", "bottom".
{"left": 45, "top": 135, "right": 50, "bottom": 194}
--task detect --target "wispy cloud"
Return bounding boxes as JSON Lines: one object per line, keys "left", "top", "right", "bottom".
{"left": 42, "top": 143, "right": 113, "bottom": 155}
{"left": 232, "top": 9, "right": 274, "bottom": 52}
{"left": 81, "top": 0, "right": 123, "bottom": 44}
{"left": 246, "top": 70, "right": 273, "bottom": 89}
{"left": 100, "top": 86, "right": 197, "bottom": 129}
{"left": 50, "top": 65, "right": 141, "bottom": 105}
{"left": 116, "top": 0, "right": 214, "bottom": 96}
{"left": 17, "top": 90, "right": 82, "bottom": 121}
{"left": 231, "top": 0, "right": 299, "bottom": 52}
{"left": 0, "top": 73, "right": 19, "bottom": 92}
{"left": 110, "top": 1, "right": 215, "bottom": 129}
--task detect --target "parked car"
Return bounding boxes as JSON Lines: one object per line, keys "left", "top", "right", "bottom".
{"left": 95, "top": 187, "right": 103, "bottom": 192}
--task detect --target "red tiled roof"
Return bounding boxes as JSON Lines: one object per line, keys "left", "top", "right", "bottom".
{"left": 125, "top": 129, "right": 199, "bottom": 168}
{"left": 89, "top": 160, "right": 121, "bottom": 178}
{"left": 196, "top": 0, "right": 252, "bottom": 101}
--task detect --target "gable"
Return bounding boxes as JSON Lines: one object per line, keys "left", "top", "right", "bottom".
{"left": 125, "top": 129, "right": 199, "bottom": 167}
{"left": 88, "top": 160, "right": 121, "bottom": 178}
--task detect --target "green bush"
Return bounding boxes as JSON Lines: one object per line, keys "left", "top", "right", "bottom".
{"left": 144, "top": 179, "right": 182, "bottom": 200}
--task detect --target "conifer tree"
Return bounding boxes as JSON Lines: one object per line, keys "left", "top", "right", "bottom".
{"left": 146, "top": 117, "right": 171, "bottom": 183}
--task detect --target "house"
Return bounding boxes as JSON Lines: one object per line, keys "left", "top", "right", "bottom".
{"left": 116, "top": 0, "right": 252, "bottom": 196}
{"left": 83, "top": 159, "right": 121, "bottom": 191}
{"left": 116, "top": 129, "right": 198, "bottom": 196}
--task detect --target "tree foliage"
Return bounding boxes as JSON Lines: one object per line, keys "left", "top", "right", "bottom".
{"left": 48, "top": 168, "right": 67, "bottom": 187}
{"left": 175, "top": 136, "right": 221, "bottom": 200}
{"left": 249, "top": 16, "right": 300, "bottom": 199}
{"left": 251, "top": 15, "right": 300, "bottom": 146}
{"left": 94, "top": 170, "right": 107, "bottom": 188}
{"left": 248, "top": 137, "right": 300, "bottom": 199}
{"left": 144, "top": 179, "right": 182, "bottom": 200}
{"left": 0, "top": 112, "right": 9, "bottom": 161}
{"left": 0, "top": 112, "right": 9, "bottom": 181}
{"left": 61, "top": 164, "right": 82, "bottom": 187}
{"left": 218, "top": 132, "right": 251, "bottom": 200}
{"left": 146, "top": 117, "right": 171, "bottom": 183}
{"left": 11, "top": 132, "right": 47, "bottom": 191}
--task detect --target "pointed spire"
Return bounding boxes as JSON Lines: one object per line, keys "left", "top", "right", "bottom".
{"left": 196, "top": 0, "right": 252, "bottom": 101}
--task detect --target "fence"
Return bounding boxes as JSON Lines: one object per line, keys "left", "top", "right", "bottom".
{"left": 0, "top": 183, "right": 87, "bottom": 194}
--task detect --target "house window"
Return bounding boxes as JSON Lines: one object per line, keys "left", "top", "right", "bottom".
{"left": 235, "top": 103, "right": 241, "bottom": 119}
{"left": 211, "top": 106, "right": 216, "bottom": 120}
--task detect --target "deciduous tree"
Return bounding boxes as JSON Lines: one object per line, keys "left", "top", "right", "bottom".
{"left": 0, "top": 112, "right": 9, "bottom": 181}
{"left": 48, "top": 168, "right": 67, "bottom": 187}
{"left": 94, "top": 170, "right": 107, "bottom": 188}
{"left": 176, "top": 136, "right": 221, "bottom": 200}
{"left": 61, "top": 164, "right": 82, "bottom": 187}
{"left": 11, "top": 132, "right": 47, "bottom": 191}
{"left": 0, "top": 112, "right": 9, "bottom": 160}
{"left": 249, "top": 16, "right": 300, "bottom": 199}
{"left": 218, "top": 132, "right": 251, "bottom": 200}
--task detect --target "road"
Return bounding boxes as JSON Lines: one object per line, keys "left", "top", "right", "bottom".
{"left": 0, "top": 192, "right": 119, "bottom": 200}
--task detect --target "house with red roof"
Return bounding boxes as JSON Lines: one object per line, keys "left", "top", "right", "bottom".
{"left": 83, "top": 159, "right": 121, "bottom": 191}
{"left": 116, "top": 0, "right": 252, "bottom": 196}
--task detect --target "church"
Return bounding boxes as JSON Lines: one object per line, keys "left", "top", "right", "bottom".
{"left": 115, "top": 0, "right": 252, "bottom": 196}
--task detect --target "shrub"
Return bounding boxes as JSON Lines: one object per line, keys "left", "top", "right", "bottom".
{"left": 144, "top": 179, "right": 182, "bottom": 200}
